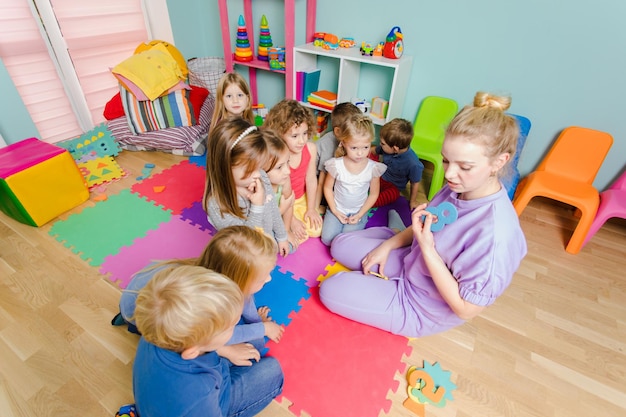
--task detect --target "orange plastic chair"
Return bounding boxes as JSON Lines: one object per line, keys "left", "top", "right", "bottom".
{"left": 513, "top": 126, "right": 613, "bottom": 254}
{"left": 582, "top": 169, "right": 626, "bottom": 248}
{"left": 410, "top": 96, "right": 459, "bottom": 200}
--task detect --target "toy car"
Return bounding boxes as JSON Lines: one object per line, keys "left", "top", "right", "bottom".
{"left": 322, "top": 33, "right": 339, "bottom": 50}
{"left": 339, "top": 37, "right": 356, "bottom": 48}
{"left": 313, "top": 32, "right": 326, "bottom": 47}
{"left": 360, "top": 42, "right": 374, "bottom": 56}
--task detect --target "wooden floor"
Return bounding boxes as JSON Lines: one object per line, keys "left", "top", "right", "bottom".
{"left": 1, "top": 151, "right": 625, "bottom": 417}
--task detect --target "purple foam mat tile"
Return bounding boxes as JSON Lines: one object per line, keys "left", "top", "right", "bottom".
{"left": 366, "top": 196, "right": 412, "bottom": 228}
{"left": 179, "top": 201, "right": 217, "bottom": 234}
{"left": 276, "top": 237, "right": 333, "bottom": 287}
{"left": 99, "top": 215, "right": 212, "bottom": 289}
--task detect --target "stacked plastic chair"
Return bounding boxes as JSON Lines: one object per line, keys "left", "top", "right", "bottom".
{"left": 501, "top": 114, "right": 531, "bottom": 200}
{"left": 513, "top": 126, "right": 613, "bottom": 254}
{"left": 410, "top": 96, "right": 459, "bottom": 201}
{"left": 582, "top": 169, "right": 626, "bottom": 248}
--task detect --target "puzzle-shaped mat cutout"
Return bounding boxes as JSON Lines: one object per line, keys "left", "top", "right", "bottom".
{"left": 56, "top": 123, "right": 121, "bottom": 161}
{"left": 77, "top": 156, "right": 126, "bottom": 188}
{"left": 99, "top": 215, "right": 213, "bottom": 288}
{"left": 255, "top": 267, "right": 311, "bottom": 326}
{"left": 49, "top": 189, "right": 171, "bottom": 266}
{"left": 267, "top": 287, "right": 412, "bottom": 417}
{"left": 188, "top": 150, "right": 207, "bottom": 168}
{"left": 179, "top": 201, "right": 217, "bottom": 234}
{"left": 131, "top": 160, "right": 206, "bottom": 214}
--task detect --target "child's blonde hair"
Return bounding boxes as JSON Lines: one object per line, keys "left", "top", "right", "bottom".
{"left": 262, "top": 129, "right": 290, "bottom": 172}
{"left": 446, "top": 92, "right": 518, "bottom": 179}
{"left": 196, "top": 225, "right": 277, "bottom": 296}
{"left": 380, "top": 118, "right": 413, "bottom": 149}
{"left": 264, "top": 99, "right": 315, "bottom": 139}
{"left": 330, "top": 102, "right": 361, "bottom": 136}
{"left": 334, "top": 113, "right": 375, "bottom": 157}
{"left": 203, "top": 118, "right": 268, "bottom": 218}
{"left": 210, "top": 72, "right": 254, "bottom": 128}
{"left": 134, "top": 265, "right": 243, "bottom": 353}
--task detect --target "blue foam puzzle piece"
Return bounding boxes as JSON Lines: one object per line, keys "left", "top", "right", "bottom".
{"left": 188, "top": 151, "right": 207, "bottom": 168}
{"left": 255, "top": 266, "right": 311, "bottom": 326}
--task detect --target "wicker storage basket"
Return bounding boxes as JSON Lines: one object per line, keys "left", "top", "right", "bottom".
{"left": 187, "top": 57, "right": 226, "bottom": 93}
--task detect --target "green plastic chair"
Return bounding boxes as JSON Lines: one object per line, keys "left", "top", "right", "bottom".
{"left": 411, "top": 96, "right": 459, "bottom": 200}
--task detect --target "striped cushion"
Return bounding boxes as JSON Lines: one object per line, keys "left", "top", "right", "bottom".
{"left": 120, "top": 86, "right": 197, "bottom": 135}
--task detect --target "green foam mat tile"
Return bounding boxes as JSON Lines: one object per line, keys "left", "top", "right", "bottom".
{"left": 49, "top": 189, "right": 172, "bottom": 266}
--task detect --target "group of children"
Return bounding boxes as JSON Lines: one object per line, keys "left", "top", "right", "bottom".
{"left": 121, "top": 71, "right": 426, "bottom": 417}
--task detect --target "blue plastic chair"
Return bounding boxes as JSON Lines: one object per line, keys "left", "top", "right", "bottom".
{"left": 502, "top": 114, "right": 531, "bottom": 200}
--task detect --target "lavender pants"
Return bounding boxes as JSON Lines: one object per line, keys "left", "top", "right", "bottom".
{"left": 319, "top": 227, "right": 413, "bottom": 335}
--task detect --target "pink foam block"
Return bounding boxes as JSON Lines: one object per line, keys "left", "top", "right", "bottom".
{"left": 276, "top": 237, "right": 333, "bottom": 287}
{"left": 267, "top": 287, "right": 411, "bottom": 417}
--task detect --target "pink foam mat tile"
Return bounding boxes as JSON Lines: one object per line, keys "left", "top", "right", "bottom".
{"left": 131, "top": 160, "right": 205, "bottom": 215}
{"left": 276, "top": 237, "right": 333, "bottom": 287}
{"left": 266, "top": 287, "right": 411, "bottom": 417}
{"left": 99, "top": 215, "right": 213, "bottom": 288}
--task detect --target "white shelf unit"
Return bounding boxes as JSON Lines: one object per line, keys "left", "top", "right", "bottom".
{"left": 293, "top": 43, "right": 413, "bottom": 125}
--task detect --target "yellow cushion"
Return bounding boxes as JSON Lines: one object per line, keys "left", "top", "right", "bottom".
{"left": 134, "top": 40, "right": 189, "bottom": 78}
{"left": 112, "top": 47, "right": 185, "bottom": 101}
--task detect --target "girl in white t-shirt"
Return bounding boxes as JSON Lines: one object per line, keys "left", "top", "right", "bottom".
{"left": 321, "top": 114, "right": 386, "bottom": 245}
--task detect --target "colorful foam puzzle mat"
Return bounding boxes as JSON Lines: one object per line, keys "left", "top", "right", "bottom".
{"left": 45, "top": 152, "right": 419, "bottom": 416}
{"left": 266, "top": 287, "right": 412, "bottom": 417}
{"left": 49, "top": 189, "right": 171, "bottom": 266}
{"left": 131, "top": 160, "right": 205, "bottom": 215}
{"left": 56, "top": 123, "right": 121, "bottom": 161}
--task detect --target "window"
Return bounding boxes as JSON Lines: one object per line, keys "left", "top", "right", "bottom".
{"left": 0, "top": 0, "right": 166, "bottom": 143}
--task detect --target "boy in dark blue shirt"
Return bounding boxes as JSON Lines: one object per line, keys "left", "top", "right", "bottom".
{"left": 372, "top": 118, "right": 424, "bottom": 209}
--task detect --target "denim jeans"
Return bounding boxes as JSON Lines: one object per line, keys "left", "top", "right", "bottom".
{"left": 228, "top": 356, "right": 284, "bottom": 417}
{"left": 321, "top": 210, "right": 367, "bottom": 246}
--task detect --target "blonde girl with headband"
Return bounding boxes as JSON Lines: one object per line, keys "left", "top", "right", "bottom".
{"left": 116, "top": 226, "right": 284, "bottom": 365}
{"left": 319, "top": 91, "right": 527, "bottom": 338}
{"left": 203, "top": 118, "right": 290, "bottom": 256}
{"left": 321, "top": 113, "right": 387, "bottom": 246}
{"left": 210, "top": 72, "right": 255, "bottom": 129}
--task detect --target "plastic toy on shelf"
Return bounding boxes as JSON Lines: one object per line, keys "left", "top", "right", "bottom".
{"left": 257, "top": 15, "right": 273, "bottom": 61}
{"left": 268, "top": 47, "right": 286, "bottom": 71}
{"left": 360, "top": 41, "right": 374, "bottom": 56}
{"left": 373, "top": 42, "right": 384, "bottom": 57}
{"left": 234, "top": 15, "right": 253, "bottom": 62}
{"left": 322, "top": 33, "right": 339, "bottom": 50}
{"left": 383, "top": 26, "right": 404, "bottom": 59}
{"left": 313, "top": 32, "right": 326, "bottom": 47}
{"left": 339, "top": 37, "right": 356, "bottom": 48}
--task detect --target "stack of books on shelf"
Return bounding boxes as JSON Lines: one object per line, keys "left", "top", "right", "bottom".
{"left": 307, "top": 90, "right": 337, "bottom": 111}
{"left": 295, "top": 68, "right": 321, "bottom": 102}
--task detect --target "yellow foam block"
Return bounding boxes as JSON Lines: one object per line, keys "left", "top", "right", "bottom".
{"left": 6, "top": 152, "right": 89, "bottom": 226}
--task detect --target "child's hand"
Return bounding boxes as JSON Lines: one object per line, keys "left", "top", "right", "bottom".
{"left": 304, "top": 208, "right": 323, "bottom": 229}
{"left": 247, "top": 177, "right": 265, "bottom": 206}
{"left": 291, "top": 218, "right": 307, "bottom": 241}
{"left": 257, "top": 306, "right": 272, "bottom": 322}
{"left": 347, "top": 214, "right": 361, "bottom": 225}
{"left": 278, "top": 240, "right": 289, "bottom": 257}
{"left": 216, "top": 343, "right": 260, "bottom": 366}
{"left": 410, "top": 200, "right": 420, "bottom": 211}
{"left": 333, "top": 210, "right": 349, "bottom": 224}
{"left": 264, "top": 321, "right": 285, "bottom": 343}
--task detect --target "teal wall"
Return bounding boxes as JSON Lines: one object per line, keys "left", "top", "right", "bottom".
{"left": 0, "top": 58, "right": 40, "bottom": 144}
{"left": 3, "top": 0, "right": 624, "bottom": 189}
